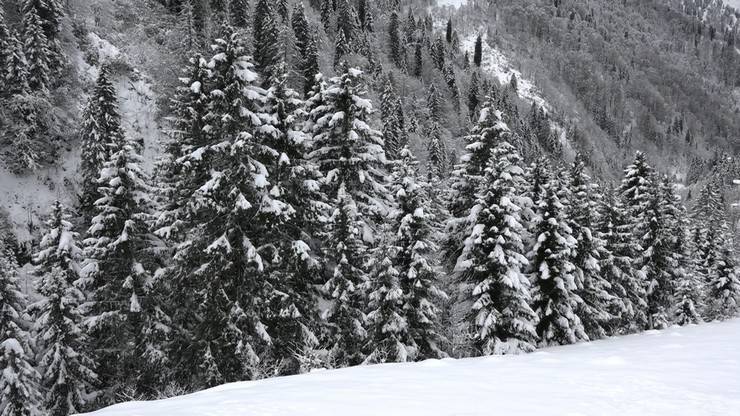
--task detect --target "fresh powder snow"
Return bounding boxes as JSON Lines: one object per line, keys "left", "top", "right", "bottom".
{"left": 78, "top": 319, "right": 740, "bottom": 416}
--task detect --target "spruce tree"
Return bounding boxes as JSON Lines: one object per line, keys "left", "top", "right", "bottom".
{"left": 468, "top": 70, "right": 480, "bottom": 121}
{"left": 260, "top": 63, "right": 325, "bottom": 375}
{"left": 253, "top": 0, "right": 280, "bottom": 79}
{"left": 388, "top": 12, "right": 402, "bottom": 68}
{"left": 707, "top": 240, "right": 740, "bottom": 319}
{"left": 307, "top": 64, "right": 389, "bottom": 232}
{"left": 291, "top": 3, "right": 320, "bottom": 96}
{"left": 365, "top": 256, "right": 409, "bottom": 363}
{"left": 4, "top": 29, "right": 29, "bottom": 96}
{"left": 157, "top": 32, "right": 285, "bottom": 387}
{"left": 30, "top": 203, "right": 98, "bottom": 415}
{"left": 529, "top": 164, "right": 588, "bottom": 346}
{"left": 23, "top": 5, "right": 52, "bottom": 92}
{"left": 0, "top": 10, "right": 13, "bottom": 93}
{"left": 456, "top": 137, "right": 538, "bottom": 355}
{"left": 82, "top": 138, "right": 165, "bottom": 398}
{"left": 445, "top": 99, "right": 508, "bottom": 267}
{"left": 446, "top": 19, "right": 453, "bottom": 43}
{"left": 596, "top": 186, "right": 648, "bottom": 332}
{"left": 392, "top": 148, "right": 447, "bottom": 359}
{"left": 229, "top": 0, "right": 249, "bottom": 28}
{"left": 474, "top": 34, "right": 482, "bottom": 67}
{"left": 78, "top": 65, "right": 125, "bottom": 218}
{"left": 334, "top": 29, "right": 350, "bottom": 68}
{"left": 637, "top": 177, "right": 676, "bottom": 329}
{"left": 23, "top": 0, "right": 64, "bottom": 42}
{"left": 323, "top": 185, "right": 369, "bottom": 367}
{"left": 426, "top": 121, "right": 447, "bottom": 179}
{"left": 380, "top": 78, "right": 402, "bottom": 160}
{"left": 566, "top": 157, "right": 617, "bottom": 339}
{"left": 0, "top": 247, "right": 42, "bottom": 416}
{"left": 427, "top": 83, "right": 443, "bottom": 123}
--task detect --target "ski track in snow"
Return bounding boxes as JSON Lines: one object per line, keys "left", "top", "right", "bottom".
{"left": 80, "top": 319, "right": 740, "bottom": 416}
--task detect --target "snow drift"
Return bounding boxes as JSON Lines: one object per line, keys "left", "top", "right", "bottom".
{"left": 80, "top": 319, "right": 740, "bottom": 416}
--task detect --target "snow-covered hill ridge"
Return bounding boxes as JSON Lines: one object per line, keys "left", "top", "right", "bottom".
{"left": 79, "top": 319, "right": 740, "bottom": 416}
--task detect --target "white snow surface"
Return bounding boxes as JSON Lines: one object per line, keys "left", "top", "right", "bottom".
{"left": 80, "top": 319, "right": 740, "bottom": 416}
{"left": 461, "top": 33, "right": 550, "bottom": 112}
{"left": 436, "top": 0, "right": 468, "bottom": 8}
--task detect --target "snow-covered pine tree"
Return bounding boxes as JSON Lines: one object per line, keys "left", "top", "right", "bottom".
{"left": 78, "top": 65, "right": 126, "bottom": 218}
{"left": 427, "top": 83, "right": 443, "bottom": 123}
{"left": 365, "top": 255, "right": 409, "bottom": 363}
{"left": 392, "top": 147, "right": 447, "bottom": 360}
{"left": 565, "top": 156, "right": 617, "bottom": 340}
{"left": 468, "top": 70, "right": 480, "bottom": 121}
{"left": 22, "top": 0, "right": 64, "bottom": 42}
{"left": 259, "top": 62, "right": 325, "bottom": 375}
{"left": 3, "top": 30, "right": 30, "bottom": 96}
{"left": 82, "top": 137, "right": 169, "bottom": 398}
{"left": 323, "top": 184, "right": 369, "bottom": 367}
{"left": 637, "top": 176, "right": 676, "bottom": 329}
{"left": 380, "top": 77, "right": 402, "bottom": 160}
{"left": 707, "top": 238, "right": 740, "bottom": 319}
{"left": 22, "top": 5, "right": 52, "bottom": 92}
{"left": 426, "top": 121, "right": 447, "bottom": 179}
{"left": 29, "top": 201, "right": 98, "bottom": 415}
{"left": 617, "top": 151, "right": 657, "bottom": 328}
{"left": 291, "top": 3, "right": 319, "bottom": 96}
{"left": 307, "top": 64, "right": 389, "bottom": 240}
{"left": 157, "top": 31, "right": 287, "bottom": 387}
{"left": 0, "top": 9, "right": 12, "bottom": 93}
{"left": 528, "top": 163, "right": 588, "bottom": 346}
{"left": 226, "top": 0, "right": 248, "bottom": 28}
{"left": 0, "top": 246, "right": 42, "bottom": 416}
{"left": 444, "top": 98, "right": 508, "bottom": 268}
{"left": 334, "top": 29, "right": 350, "bottom": 68}
{"left": 253, "top": 0, "right": 280, "bottom": 80}
{"left": 596, "top": 186, "right": 648, "bottom": 333}
{"left": 388, "top": 11, "right": 402, "bottom": 68}
{"left": 455, "top": 136, "right": 538, "bottom": 355}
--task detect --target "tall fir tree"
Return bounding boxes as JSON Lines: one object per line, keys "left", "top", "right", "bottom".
{"left": 380, "top": 78, "right": 402, "bottom": 160}
{"left": 156, "top": 32, "right": 287, "bottom": 388}
{"left": 426, "top": 121, "right": 447, "bottom": 179}
{"left": 365, "top": 255, "right": 409, "bottom": 363}
{"left": 388, "top": 11, "right": 402, "bottom": 68}
{"left": 323, "top": 185, "right": 369, "bottom": 367}
{"left": 78, "top": 65, "right": 125, "bottom": 218}
{"left": 82, "top": 138, "right": 166, "bottom": 398}
{"left": 528, "top": 164, "right": 588, "bottom": 346}
{"left": 22, "top": 5, "right": 52, "bottom": 92}
{"left": 565, "top": 157, "right": 617, "bottom": 339}
{"left": 291, "top": 3, "right": 320, "bottom": 96}
{"left": 392, "top": 148, "right": 447, "bottom": 359}
{"left": 0, "top": 247, "right": 42, "bottom": 416}
{"left": 307, "top": 64, "right": 389, "bottom": 239}
{"left": 455, "top": 137, "right": 538, "bottom": 355}
{"left": 596, "top": 186, "right": 648, "bottom": 332}
{"left": 30, "top": 202, "right": 98, "bottom": 415}
{"left": 229, "top": 0, "right": 249, "bottom": 28}
{"left": 444, "top": 99, "right": 508, "bottom": 268}
{"left": 253, "top": 0, "right": 281, "bottom": 79}
{"left": 259, "top": 62, "right": 326, "bottom": 375}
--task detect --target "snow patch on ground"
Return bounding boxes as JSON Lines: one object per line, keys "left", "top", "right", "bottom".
{"left": 436, "top": 0, "right": 468, "bottom": 8}
{"left": 79, "top": 319, "right": 740, "bottom": 416}
{"left": 461, "top": 33, "right": 550, "bottom": 112}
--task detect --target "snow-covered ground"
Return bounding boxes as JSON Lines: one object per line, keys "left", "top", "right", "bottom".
{"left": 80, "top": 319, "right": 740, "bottom": 416}
{"left": 436, "top": 0, "right": 468, "bottom": 8}
{"left": 461, "top": 33, "right": 550, "bottom": 112}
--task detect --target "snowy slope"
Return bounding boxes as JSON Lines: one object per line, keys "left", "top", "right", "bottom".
{"left": 80, "top": 320, "right": 740, "bottom": 416}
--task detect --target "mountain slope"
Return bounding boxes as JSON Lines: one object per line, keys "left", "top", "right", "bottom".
{"left": 79, "top": 319, "right": 740, "bottom": 416}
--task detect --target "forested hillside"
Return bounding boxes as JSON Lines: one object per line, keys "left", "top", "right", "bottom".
{"left": 0, "top": 0, "right": 739, "bottom": 415}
